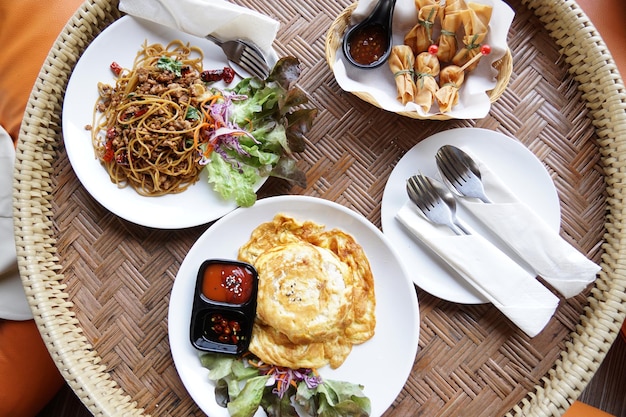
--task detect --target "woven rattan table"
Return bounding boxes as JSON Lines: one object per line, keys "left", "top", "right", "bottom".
{"left": 13, "top": 0, "right": 626, "bottom": 416}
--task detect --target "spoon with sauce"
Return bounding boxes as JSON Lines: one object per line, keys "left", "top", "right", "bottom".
{"left": 342, "top": 0, "right": 397, "bottom": 69}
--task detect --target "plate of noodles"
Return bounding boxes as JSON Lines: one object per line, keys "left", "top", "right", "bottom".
{"left": 169, "top": 195, "right": 420, "bottom": 417}
{"left": 63, "top": 16, "right": 268, "bottom": 229}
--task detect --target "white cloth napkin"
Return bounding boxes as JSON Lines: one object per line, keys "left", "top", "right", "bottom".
{"left": 396, "top": 202, "right": 559, "bottom": 337}
{"left": 118, "top": 0, "right": 280, "bottom": 55}
{"left": 455, "top": 151, "right": 600, "bottom": 298}
{"left": 0, "top": 125, "right": 33, "bottom": 321}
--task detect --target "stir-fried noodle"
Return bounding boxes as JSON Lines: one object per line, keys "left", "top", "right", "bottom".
{"left": 91, "top": 40, "right": 212, "bottom": 196}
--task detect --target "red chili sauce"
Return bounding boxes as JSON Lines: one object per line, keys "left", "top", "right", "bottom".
{"left": 202, "top": 262, "right": 254, "bottom": 304}
{"left": 347, "top": 24, "right": 388, "bottom": 65}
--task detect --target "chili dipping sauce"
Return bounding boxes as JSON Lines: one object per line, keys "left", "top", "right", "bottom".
{"left": 347, "top": 24, "right": 388, "bottom": 65}
{"left": 202, "top": 261, "right": 255, "bottom": 304}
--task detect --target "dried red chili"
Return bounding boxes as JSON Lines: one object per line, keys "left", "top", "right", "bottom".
{"left": 133, "top": 108, "right": 148, "bottom": 118}
{"left": 201, "top": 67, "right": 236, "bottom": 83}
{"left": 222, "top": 67, "right": 235, "bottom": 83}
{"left": 110, "top": 61, "right": 123, "bottom": 76}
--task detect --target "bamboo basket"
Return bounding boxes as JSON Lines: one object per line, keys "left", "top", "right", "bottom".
{"left": 12, "top": 0, "right": 626, "bottom": 416}
{"left": 324, "top": 3, "right": 513, "bottom": 120}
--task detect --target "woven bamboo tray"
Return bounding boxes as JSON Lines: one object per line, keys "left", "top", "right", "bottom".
{"left": 13, "top": 0, "right": 626, "bottom": 416}
{"left": 324, "top": 3, "right": 513, "bottom": 120}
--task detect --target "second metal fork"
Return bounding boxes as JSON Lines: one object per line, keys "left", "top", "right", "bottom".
{"left": 206, "top": 35, "right": 271, "bottom": 79}
{"left": 406, "top": 174, "right": 470, "bottom": 235}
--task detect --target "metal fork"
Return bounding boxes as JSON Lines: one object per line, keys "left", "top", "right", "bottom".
{"left": 406, "top": 174, "right": 470, "bottom": 235}
{"left": 435, "top": 145, "right": 492, "bottom": 203}
{"left": 206, "top": 35, "right": 271, "bottom": 79}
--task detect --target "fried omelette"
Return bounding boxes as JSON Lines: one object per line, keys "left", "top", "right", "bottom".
{"left": 238, "top": 214, "right": 376, "bottom": 369}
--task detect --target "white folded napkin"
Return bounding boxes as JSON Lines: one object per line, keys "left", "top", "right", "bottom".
{"left": 396, "top": 202, "right": 559, "bottom": 337}
{"left": 118, "top": 0, "right": 279, "bottom": 55}
{"left": 454, "top": 151, "right": 600, "bottom": 298}
{"left": 1, "top": 126, "right": 33, "bottom": 321}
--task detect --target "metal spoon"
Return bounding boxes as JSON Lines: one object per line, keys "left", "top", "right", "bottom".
{"left": 406, "top": 174, "right": 471, "bottom": 235}
{"left": 436, "top": 145, "right": 493, "bottom": 203}
{"left": 342, "top": 0, "right": 397, "bottom": 69}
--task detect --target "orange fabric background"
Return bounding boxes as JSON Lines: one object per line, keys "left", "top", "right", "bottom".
{"left": 563, "top": 400, "right": 616, "bottom": 417}
{"left": 0, "top": 320, "right": 63, "bottom": 416}
{"left": 0, "top": 0, "right": 84, "bottom": 143}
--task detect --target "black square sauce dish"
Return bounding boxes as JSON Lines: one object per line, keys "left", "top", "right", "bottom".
{"left": 190, "top": 259, "right": 258, "bottom": 355}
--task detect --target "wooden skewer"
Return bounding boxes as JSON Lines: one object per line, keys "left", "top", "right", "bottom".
{"left": 458, "top": 44, "right": 491, "bottom": 72}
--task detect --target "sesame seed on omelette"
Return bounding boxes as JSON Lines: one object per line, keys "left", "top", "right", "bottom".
{"left": 238, "top": 213, "right": 376, "bottom": 369}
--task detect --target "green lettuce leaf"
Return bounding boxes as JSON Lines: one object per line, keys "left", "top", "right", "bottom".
{"left": 204, "top": 57, "right": 316, "bottom": 206}
{"left": 227, "top": 375, "right": 271, "bottom": 417}
{"left": 206, "top": 152, "right": 260, "bottom": 208}
{"left": 200, "top": 351, "right": 371, "bottom": 417}
{"left": 200, "top": 354, "right": 235, "bottom": 380}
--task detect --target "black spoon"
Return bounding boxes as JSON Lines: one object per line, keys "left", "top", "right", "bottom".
{"left": 342, "top": 0, "right": 397, "bottom": 69}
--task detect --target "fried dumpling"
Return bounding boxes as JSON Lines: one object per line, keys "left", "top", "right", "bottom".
{"left": 435, "top": 65, "right": 465, "bottom": 112}
{"left": 404, "top": 0, "right": 441, "bottom": 55}
{"left": 452, "top": 2, "right": 493, "bottom": 72}
{"left": 389, "top": 45, "right": 417, "bottom": 105}
{"left": 414, "top": 51, "right": 440, "bottom": 112}
{"left": 437, "top": 0, "right": 466, "bottom": 63}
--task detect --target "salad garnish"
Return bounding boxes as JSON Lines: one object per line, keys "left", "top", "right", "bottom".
{"left": 197, "top": 57, "right": 317, "bottom": 207}
{"left": 200, "top": 353, "right": 371, "bottom": 417}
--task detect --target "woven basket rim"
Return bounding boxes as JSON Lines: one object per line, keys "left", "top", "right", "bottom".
{"left": 12, "top": 0, "right": 626, "bottom": 416}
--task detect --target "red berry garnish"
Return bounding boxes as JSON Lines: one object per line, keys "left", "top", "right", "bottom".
{"left": 480, "top": 44, "right": 492, "bottom": 55}
{"left": 428, "top": 44, "right": 439, "bottom": 55}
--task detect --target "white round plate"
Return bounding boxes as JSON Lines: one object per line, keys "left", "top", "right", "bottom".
{"left": 62, "top": 16, "right": 266, "bottom": 229}
{"left": 381, "top": 128, "right": 561, "bottom": 304}
{"left": 169, "top": 195, "right": 420, "bottom": 417}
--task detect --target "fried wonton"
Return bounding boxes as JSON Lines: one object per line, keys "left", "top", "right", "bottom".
{"left": 414, "top": 51, "right": 440, "bottom": 112}
{"left": 389, "top": 45, "right": 417, "bottom": 105}
{"left": 437, "top": 0, "right": 466, "bottom": 63}
{"left": 452, "top": 2, "right": 493, "bottom": 72}
{"left": 435, "top": 65, "right": 465, "bottom": 112}
{"left": 404, "top": 0, "right": 441, "bottom": 55}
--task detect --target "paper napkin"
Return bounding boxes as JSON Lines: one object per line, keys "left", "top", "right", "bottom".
{"left": 396, "top": 202, "right": 559, "bottom": 337}
{"left": 118, "top": 0, "right": 279, "bottom": 55}
{"left": 454, "top": 151, "right": 600, "bottom": 298}
{"left": 0, "top": 126, "right": 32, "bottom": 321}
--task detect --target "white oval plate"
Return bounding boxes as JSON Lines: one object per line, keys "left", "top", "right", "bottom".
{"left": 62, "top": 16, "right": 266, "bottom": 229}
{"left": 381, "top": 128, "right": 561, "bottom": 304}
{"left": 168, "top": 195, "right": 420, "bottom": 417}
